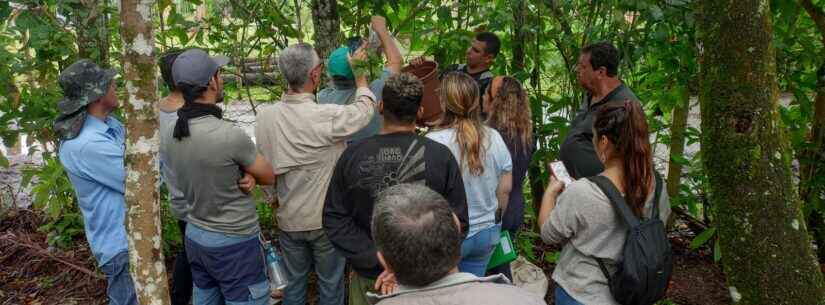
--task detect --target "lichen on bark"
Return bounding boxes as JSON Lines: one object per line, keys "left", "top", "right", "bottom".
{"left": 119, "top": 0, "right": 170, "bottom": 304}
{"left": 697, "top": 0, "right": 825, "bottom": 304}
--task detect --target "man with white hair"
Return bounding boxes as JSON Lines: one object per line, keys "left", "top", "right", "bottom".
{"left": 254, "top": 43, "right": 376, "bottom": 305}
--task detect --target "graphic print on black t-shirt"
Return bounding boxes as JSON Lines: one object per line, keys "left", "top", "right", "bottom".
{"left": 351, "top": 138, "right": 426, "bottom": 196}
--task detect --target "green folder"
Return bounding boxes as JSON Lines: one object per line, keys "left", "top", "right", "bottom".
{"left": 487, "top": 230, "right": 517, "bottom": 270}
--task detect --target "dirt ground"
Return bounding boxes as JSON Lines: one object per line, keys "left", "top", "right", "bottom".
{"left": 0, "top": 207, "right": 731, "bottom": 305}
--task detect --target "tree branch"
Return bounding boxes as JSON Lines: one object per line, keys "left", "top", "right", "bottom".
{"left": 801, "top": 0, "right": 825, "bottom": 34}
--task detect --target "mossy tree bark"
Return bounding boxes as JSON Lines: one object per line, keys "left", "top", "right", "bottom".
{"left": 310, "top": 0, "right": 342, "bottom": 61}
{"left": 698, "top": 0, "right": 825, "bottom": 303}
{"left": 799, "top": 0, "right": 825, "bottom": 263}
{"left": 120, "top": 0, "right": 170, "bottom": 303}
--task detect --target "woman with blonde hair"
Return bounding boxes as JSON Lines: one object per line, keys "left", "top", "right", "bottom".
{"left": 426, "top": 72, "right": 513, "bottom": 277}
{"left": 483, "top": 76, "right": 533, "bottom": 280}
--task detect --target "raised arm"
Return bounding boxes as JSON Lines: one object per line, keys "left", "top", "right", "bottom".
{"left": 371, "top": 16, "right": 402, "bottom": 74}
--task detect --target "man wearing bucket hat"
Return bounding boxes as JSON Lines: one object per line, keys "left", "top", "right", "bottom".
{"left": 318, "top": 15, "right": 402, "bottom": 142}
{"left": 161, "top": 48, "right": 277, "bottom": 305}
{"left": 55, "top": 59, "right": 138, "bottom": 305}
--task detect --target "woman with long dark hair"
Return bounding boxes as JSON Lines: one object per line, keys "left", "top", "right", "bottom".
{"left": 426, "top": 72, "right": 514, "bottom": 277}
{"left": 483, "top": 76, "right": 533, "bottom": 279}
{"left": 537, "top": 100, "right": 670, "bottom": 305}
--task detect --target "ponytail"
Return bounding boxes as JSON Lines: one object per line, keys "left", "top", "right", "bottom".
{"left": 440, "top": 72, "right": 487, "bottom": 176}
{"left": 593, "top": 100, "right": 653, "bottom": 217}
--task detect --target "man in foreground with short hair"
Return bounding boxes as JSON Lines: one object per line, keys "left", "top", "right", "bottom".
{"left": 162, "top": 48, "right": 276, "bottom": 305}
{"left": 55, "top": 59, "right": 138, "bottom": 305}
{"left": 367, "top": 184, "right": 545, "bottom": 305}
{"left": 322, "top": 73, "right": 469, "bottom": 305}
{"left": 255, "top": 43, "right": 376, "bottom": 305}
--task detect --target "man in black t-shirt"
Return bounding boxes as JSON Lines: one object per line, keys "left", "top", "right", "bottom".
{"left": 559, "top": 42, "right": 640, "bottom": 179}
{"left": 411, "top": 32, "right": 499, "bottom": 114}
{"left": 323, "top": 73, "right": 469, "bottom": 305}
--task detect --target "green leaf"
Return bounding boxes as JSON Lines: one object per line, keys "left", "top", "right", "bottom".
{"left": 0, "top": 151, "right": 8, "bottom": 168}
{"left": 689, "top": 227, "right": 716, "bottom": 249}
{"left": 544, "top": 251, "right": 561, "bottom": 264}
{"left": 0, "top": 1, "right": 10, "bottom": 21}
{"left": 713, "top": 240, "right": 722, "bottom": 262}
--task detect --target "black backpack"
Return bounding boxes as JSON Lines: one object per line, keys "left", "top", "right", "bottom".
{"left": 586, "top": 174, "right": 673, "bottom": 305}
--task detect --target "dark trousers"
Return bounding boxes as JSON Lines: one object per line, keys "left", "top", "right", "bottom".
{"left": 172, "top": 220, "right": 193, "bottom": 305}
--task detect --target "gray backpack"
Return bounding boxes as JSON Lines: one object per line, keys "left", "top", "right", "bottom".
{"left": 586, "top": 174, "right": 672, "bottom": 305}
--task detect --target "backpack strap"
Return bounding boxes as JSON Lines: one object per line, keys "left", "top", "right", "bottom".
{"left": 651, "top": 172, "right": 663, "bottom": 220}
{"left": 587, "top": 173, "right": 663, "bottom": 283}
{"left": 586, "top": 175, "right": 639, "bottom": 285}
{"left": 586, "top": 176, "right": 640, "bottom": 227}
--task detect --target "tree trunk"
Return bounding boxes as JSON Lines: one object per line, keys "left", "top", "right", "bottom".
{"left": 698, "top": 0, "right": 825, "bottom": 303}
{"left": 666, "top": 88, "right": 689, "bottom": 198}
{"left": 310, "top": 0, "right": 342, "bottom": 61}
{"left": 799, "top": 0, "right": 825, "bottom": 263}
{"left": 72, "top": 0, "right": 110, "bottom": 66}
{"left": 119, "top": 0, "right": 170, "bottom": 303}
{"left": 803, "top": 68, "right": 825, "bottom": 262}
{"left": 511, "top": 0, "right": 527, "bottom": 73}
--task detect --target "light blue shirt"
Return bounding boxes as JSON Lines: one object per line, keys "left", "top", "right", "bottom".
{"left": 318, "top": 69, "right": 391, "bottom": 142}
{"left": 58, "top": 115, "right": 128, "bottom": 266}
{"left": 427, "top": 126, "right": 513, "bottom": 237}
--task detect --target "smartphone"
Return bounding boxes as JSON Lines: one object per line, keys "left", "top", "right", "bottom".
{"left": 549, "top": 161, "right": 574, "bottom": 187}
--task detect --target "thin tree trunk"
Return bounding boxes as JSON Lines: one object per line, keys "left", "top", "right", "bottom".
{"left": 698, "top": 0, "right": 825, "bottom": 303}
{"left": 119, "top": 0, "right": 170, "bottom": 303}
{"left": 666, "top": 88, "right": 689, "bottom": 198}
{"left": 511, "top": 0, "right": 527, "bottom": 73}
{"left": 799, "top": 0, "right": 825, "bottom": 263}
{"left": 310, "top": 0, "right": 342, "bottom": 61}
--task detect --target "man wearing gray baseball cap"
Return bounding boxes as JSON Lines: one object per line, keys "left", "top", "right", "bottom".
{"left": 55, "top": 59, "right": 138, "bottom": 305}
{"left": 160, "top": 48, "right": 277, "bottom": 305}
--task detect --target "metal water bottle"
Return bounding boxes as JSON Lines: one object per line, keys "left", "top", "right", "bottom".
{"left": 264, "top": 242, "right": 288, "bottom": 290}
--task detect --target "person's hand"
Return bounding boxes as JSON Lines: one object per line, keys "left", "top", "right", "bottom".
{"left": 348, "top": 48, "right": 369, "bottom": 87}
{"left": 374, "top": 270, "right": 399, "bottom": 295}
{"left": 410, "top": 56, "right": 427, "bottom": 66}
{"left": 371, "top": 16, "right": 388, "bottom": 33}
{"left": 547, "top": 175, "right": 565, "bottom": 196}
{"left": 238, "top": 172, "right": 257, "bottom": 194}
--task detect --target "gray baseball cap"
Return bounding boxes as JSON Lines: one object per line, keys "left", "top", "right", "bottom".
{"left": 171, "top": 49, "right": 229, "bottom": 87}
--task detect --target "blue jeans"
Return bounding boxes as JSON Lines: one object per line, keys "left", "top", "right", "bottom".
{"left": 459, "top": 224, "right": 501, "bottom": 277}
{"left": 100, "top": 251, "right": 138, "bottom": 305}
{"left": 555, "top": 285, "right": 585, "bottom": 305}
{"left": 185, "top": 224, "right": 270, "bottom": 305}
{"left": 280, "top": 229, "right": 345, "bottom": 305}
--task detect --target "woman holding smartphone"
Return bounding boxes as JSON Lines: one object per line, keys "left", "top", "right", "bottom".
{"left": 426, "top": 72, "right": 513, "bottom": 277}
{"left": 537, "top": 100, "right": 670, "bottom": 305}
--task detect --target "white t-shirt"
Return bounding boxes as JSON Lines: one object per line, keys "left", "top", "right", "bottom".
{"left": 426, "top": 126, "right": 512, "bottom": 237}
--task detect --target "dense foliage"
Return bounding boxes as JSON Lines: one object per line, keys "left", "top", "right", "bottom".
{"left": 1, "top": 0, "right": 825, "bottom": 297}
